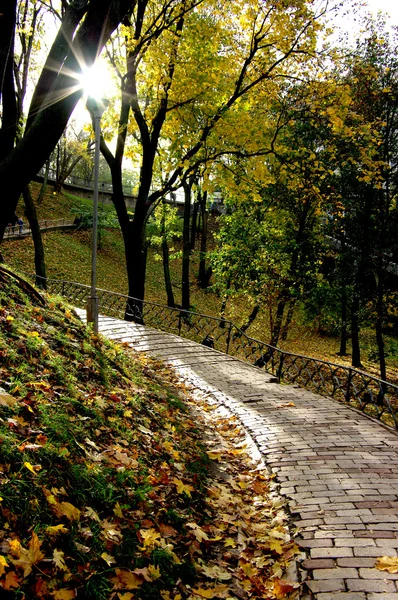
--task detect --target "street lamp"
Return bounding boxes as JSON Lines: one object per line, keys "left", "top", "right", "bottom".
{"left": 86, "top": 96, "right": 108, "bottom": 334}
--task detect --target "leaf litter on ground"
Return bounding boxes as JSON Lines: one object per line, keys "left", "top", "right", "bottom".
{"left": 0, "top": 268, "right": 300, "bottom": 599}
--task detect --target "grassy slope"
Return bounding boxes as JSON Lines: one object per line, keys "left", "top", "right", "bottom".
{"left": 3, "top": 182, "right": 397, "bottom": 383}
{"left": 0, "top": 270, "right": 298, "bottom": 599}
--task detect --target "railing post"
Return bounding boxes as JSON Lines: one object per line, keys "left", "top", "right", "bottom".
{"left": 345, "top": 368, "right": 352, "bottom": 403}
{"left": 226, "top": 322, "right": 232, "bottom": 355}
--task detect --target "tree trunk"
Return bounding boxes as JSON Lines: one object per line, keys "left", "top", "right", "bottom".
{"left": 22, "top": 185, "right": 46, "bottom": 289}
{"left": 375, "top": 268, "right": 387, "bottom": 383}
{"left": 161, "top": 204, "right": 175, "bottom": 307}
{"left": 339, "top": 284, "right": 348, "bottom": 356}
{"left": 0, "top": 0, "right": 133, "bottom": 240}
{"left": 351, "top": 289, "right": 362, "bottom": 368}
{"left": 0, "top": 0, "right": 18, "bottom": 163}
{"left": 181, "top": 179, "right": 193, "bottom": 311}
{"left": 198, "top": 192, "right": 212, "bottom": 288}
{"left": 281, "top": 300, "right": 295, "bottom": 341}
{"left": 190, "top": 198, "right": 199, "bottom": 251}
{"left": 270, "top": 300, "right": 286, "bottom": 347}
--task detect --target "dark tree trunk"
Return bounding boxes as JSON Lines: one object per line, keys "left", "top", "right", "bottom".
{"left": 281, "top": 300, "right": 295, "bottom": 341}
{"left": 351, "top": 289, "right": 362, "bottom": 368}
{"left": 161, "top": 203, "right": 175, "bottom": 307}
{"left": 181, "top": 178, "right": 193, "bottom": 311}
{"left": 198, "top": 192, "right": 212, "bottom": 288}
{"left": 162, "top": 239, "right": 175, "bottom": 308}
{"left": 22, "top": 185, "right": 46, "bottom": 289}
{"left": 271, "top": 300, "right": 286, "bottom": 347}
{"left": 375, "top": 267, "right": 387, "bottom": 382}
{"left": 0, "top": 0, "right": 18, "bottom": 163}
{"left": 339, "top": 284, "right": 348, "bottom": 356}
{"left": 190, "top": 198, "right": 199, "bottom": 251}
{"left": 0, "top": 0, "right": 133, "bottom": 241}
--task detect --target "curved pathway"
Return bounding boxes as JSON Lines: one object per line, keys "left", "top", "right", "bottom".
{"left": 76, "top": 310, "right": 398, "bottom": 599}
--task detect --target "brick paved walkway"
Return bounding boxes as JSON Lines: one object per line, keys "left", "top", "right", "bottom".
{"left": 78, "top": 311, "right": 398, "bottom": 599}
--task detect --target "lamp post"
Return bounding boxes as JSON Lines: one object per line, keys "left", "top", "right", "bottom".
{"left": 86, "top": 96, "right": 107, "bottom": 334}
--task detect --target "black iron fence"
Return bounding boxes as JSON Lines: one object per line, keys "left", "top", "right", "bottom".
{"left": 37, "top": 276, "right": 398, "bottom": 430}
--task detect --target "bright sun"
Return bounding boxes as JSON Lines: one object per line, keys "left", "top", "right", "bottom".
{"left": 79, "top": 59, "right": 117, "bottom": 101}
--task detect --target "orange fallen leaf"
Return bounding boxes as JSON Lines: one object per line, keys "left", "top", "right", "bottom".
{"left": 3, "top": 570, "right": 20, "bottom": 590}
{"left": 273, "top": 578, "right": 296, "bottom": 598}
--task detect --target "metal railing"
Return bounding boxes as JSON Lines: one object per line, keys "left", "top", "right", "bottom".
{"left": 4, "top": 219, "right": 76, "bottom": 238}
{"left": 34, "top": 276, "right": 398, "bottom": 431}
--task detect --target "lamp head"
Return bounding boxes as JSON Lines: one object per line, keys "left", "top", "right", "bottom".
{"left": 86, "top": 96, "right": 109, "bottom": 120}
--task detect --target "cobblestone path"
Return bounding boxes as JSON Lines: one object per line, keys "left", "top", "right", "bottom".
{"left": 77, "top": 310, "right": 398, "bottom": 599}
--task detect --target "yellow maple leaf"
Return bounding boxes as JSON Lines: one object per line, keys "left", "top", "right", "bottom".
{"left": 111, "top": 568, "right": 143, "bottom": 590}
{"left": 45, "top": 524, "right": 69, "bottom": 536}
{"left": 117, "top": 594, "right": 134, "bottom": 600}
{"left": 101, "top": 552, "right": 116, "bottom": 566}
{"left": 56, "top": 502, "right": 81, "bottom": 521}
{"left": 139, "top": 528, "right": 161, "bottom": 549}
{"left": 269, "top": 538, "right": 284, "bottom": 554}
{"left": 191, "top": 584, "right": 230, "bottom": 598}
{"left": 171, "top": 477, "right": 194, "bottom": 497}
{"left": 12, "top": 532, "right": 45, "bottom": 577}
{"left": 53, "top": 589, "right": 76, "bottom": 600}
{"left": 240, "top": 563, "right": 258, "bottom": 577}
{"left": 9, "top": 539, "right": 22, "bottom": 557}
{"left": 53, "top": 549, "right": 68, "bottom": 571}
{"left": 375, "top": 556, "right": 398, "bottom": 573}
{"left": 0, "top": 555, "right": 9, "bottom": 577}
{"left": 148, "top": 564, "right": 161, "bottom": 580}
{"left": 224, "top": 538, "right": 237, "bottom": 548}
{"left": 113, "top": 502, "right": 123, "bottom": 519}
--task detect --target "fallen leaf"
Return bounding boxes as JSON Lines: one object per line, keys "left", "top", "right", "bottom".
{"left": 375, "top": 556, "right": 398, "bottom": 573}
{"left": 56, "top": 502, "right": 81, "bottom": 521}
{"left": 139, "top": 528, "right": 161, "bottom": 549}
{"left": 101, "top": 552, "right": 116, "bottom": 566}
{"left": 53, "top": 589, "right": 76, "bottom": 599}
{"left": 53, "top": 549, "right": 68, "bottom": 571}
{"left": 12, "top": 532, "right": 45, "bottom": 577}
{"left": 148, "top": 564, "right": 161, "bottom": 580}
{"left": 45, "top": 524, "right": 69, "bottom": 536}
{"left": 191, "top": 584, "right": 230, "bottom": 598}
{"left": 171, "top": 477, "right": 194, "bottom": 497}
{"left": 0, "top": 555, "right": 9, "bottom": 577}
{"left": 111, "top": 568, "right": 143, "bottom": 590}
{"left": 273, "top": 578, "right": 296, "bottom": 598}
{"left": 3, "top": 570, "right": 20, "bottom": 590}
{"left": 9, "top": 539, "right": 22, "bottom": 557}
{"left": 24, "top": 461, "right": 40, "bottom": 475}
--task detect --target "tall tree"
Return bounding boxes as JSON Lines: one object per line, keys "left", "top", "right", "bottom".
{"left": 0, "top": 0, "right": 134, "bottom": 239}
{"left": 100, "top": 0, "right": 328, "bottom": 315}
